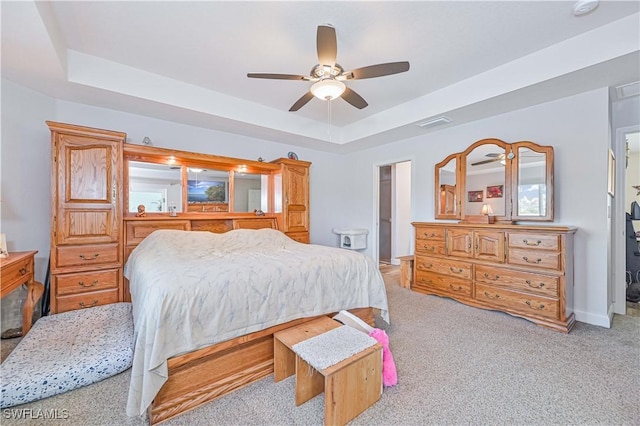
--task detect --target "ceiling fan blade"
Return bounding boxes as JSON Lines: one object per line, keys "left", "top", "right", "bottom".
{"left": 485, "top": 153, "right": 504, "bottom": 158}
{"left": 247, "top": 73, "right": 308, "bottom": 80}
{"left": 289, "top": 91, "right": 315, "bottom": 112}
{"left": 471, "top": 158, "right": 501, "bottom": 166}
{"left": 317, "top": 25, "right": 337, "bottom": 69}
{"left": 345, "top": 61, "right": 410, "bottom": 80}
{"left": 341, "top": 87, "right": 368, "bottom": 109}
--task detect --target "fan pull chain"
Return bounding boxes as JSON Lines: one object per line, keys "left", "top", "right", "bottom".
{"left": 327, "top": 97, "right": 333, "bottom": 142}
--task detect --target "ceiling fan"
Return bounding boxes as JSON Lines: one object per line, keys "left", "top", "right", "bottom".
{"left": 247, "top": 24, "right": 410, "bottom": 112}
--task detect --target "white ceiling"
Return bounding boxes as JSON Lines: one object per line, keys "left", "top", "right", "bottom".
{"left": 2, "top": 1, "right": 639, "bottom": 153}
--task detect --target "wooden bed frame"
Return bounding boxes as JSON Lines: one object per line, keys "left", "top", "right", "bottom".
{"left": 148, "top": 307, "right": 375, "bottom": 424}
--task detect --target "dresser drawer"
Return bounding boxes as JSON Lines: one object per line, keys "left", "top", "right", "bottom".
{"left": 56, "top": 289, "right": 119, "bottom": 313}
{"left": 55, "top": 269, "right": 119, "bottom": 296}
{"left": 508, "top": 248, "right": 561, "bottom": 270}
{"left": 475, "top": 283, "right": 559, "bottom": 320}
{"left": 414, "top": 270, "right": 471, "bottom": 297}
{"left": 125, "top": 220, "right": 191, "bottom": 245}
{"left": 415, "top": 240, "right": 446, "bottom": 255}
{"left": 415, "top": 256, "right": 471, "bottom": 279}
{"left": 508, "top": 233, "right": 560, "bottom": 251}
{"left": 56, "top": 243, "right": 119, "bottom": 269}
{"left": 1, "top": 257, "right": 33, "bottom": 292}
{"left": 415, "top": 227, "right": 445, "bottom": 241}
{"left": 475, "top": 265, "right": 559, "bottom": 297}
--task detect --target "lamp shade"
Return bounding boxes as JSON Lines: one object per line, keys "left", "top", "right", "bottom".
{"left": 481, "top": 204, "right": 493, "bottom": 215}
{"left": 310, "top": 79, "right": 346, "bottom": 100}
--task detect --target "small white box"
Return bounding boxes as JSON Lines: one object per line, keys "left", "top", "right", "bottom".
{"left": 332, "top": 228, "right": 369, "bottom": 250}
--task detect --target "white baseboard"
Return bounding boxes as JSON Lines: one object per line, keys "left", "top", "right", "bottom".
{"left": 574, "top": 309, "right": 612, "bottom": 328}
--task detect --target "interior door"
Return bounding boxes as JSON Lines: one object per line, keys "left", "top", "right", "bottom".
{"left": 379, "top": 165, "right": 392, "bottom": 263}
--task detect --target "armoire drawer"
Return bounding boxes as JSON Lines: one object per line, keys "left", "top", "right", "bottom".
{"left": 55, "top": 269, "right": 120, "bottom": 296}
{"left": 56, "top": 243, "right": 119, "bottom": 268}
{"left": 475, "top": 283, "right": 559, "bottom": 320}
{"left": 55, "top": 288, "right": 119, "bottom": 313}
{"left": 285, "top": 232, "right": 310, "bottom": 244}
{"left": 415, "top": 256, "right": 472, "bottom": 279}
{"left": 414, "top": 270, "right": 472, "bottom": 298}
{"left": 474, "top": 265, "right": 559, "bottom": 297}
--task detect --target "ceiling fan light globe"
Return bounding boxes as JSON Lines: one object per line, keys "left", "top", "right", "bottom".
{"left": 311, "top": 79, "right": 346, "bottom": 100}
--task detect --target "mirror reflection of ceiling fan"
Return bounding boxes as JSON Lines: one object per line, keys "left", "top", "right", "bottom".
{"left": 471, "top": 153, "right": 505, "bottom": 166}
{"left": 247, "top": 24, "right": 410, "bottom": 111}
{"left": 471, "top": 151, "right": 541, "bottom": 166}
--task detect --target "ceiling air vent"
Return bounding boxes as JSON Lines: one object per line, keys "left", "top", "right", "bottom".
{"left": 416, "top": 116, "right": 451, "bottom": 129}
{"left": 615, "top": 82, "right": 640, "bottom": 99}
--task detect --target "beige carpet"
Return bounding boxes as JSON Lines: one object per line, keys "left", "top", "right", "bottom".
{"left": 1, "top": 266, "right": 638, "bottom": 425}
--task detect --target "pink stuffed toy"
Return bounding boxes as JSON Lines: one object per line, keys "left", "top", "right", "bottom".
{"left": 369, "top": 328, "right": 397, "bottom": 387}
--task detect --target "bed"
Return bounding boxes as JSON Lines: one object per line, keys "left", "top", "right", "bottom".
{"left": 123, "top": 228, "right": 389, "bottom": 422}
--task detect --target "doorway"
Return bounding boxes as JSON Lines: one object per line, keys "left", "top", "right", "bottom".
{"left": 376, "top": 161, "right": 412, "bottom": 266}
{"left": 379, "top": 166, "right": 392, "bottom": 264}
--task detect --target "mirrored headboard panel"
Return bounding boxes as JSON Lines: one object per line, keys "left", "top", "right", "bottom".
{"left": 124, "top": 144, "right": 280, "bottom": 216}
{"left": 128, "top": 161, "right": 182, "bottom": 214}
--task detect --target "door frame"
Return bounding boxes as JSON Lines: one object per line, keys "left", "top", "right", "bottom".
{"left": 371, "top": 157, "right": 414, "bottom": 265}
{"left": 613, "top": 125, "right": 640, "bottom": 315}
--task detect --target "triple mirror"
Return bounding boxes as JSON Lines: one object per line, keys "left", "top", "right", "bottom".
{"left": 435, "top": 138, "right": 553, "bottom": 222}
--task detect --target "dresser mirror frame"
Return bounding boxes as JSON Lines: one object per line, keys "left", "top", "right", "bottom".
{"left": 434, "top": 138, "right": 554, "bottom": 222}
{"left": 124, "top": 144, "right": 280, "bottom": 216}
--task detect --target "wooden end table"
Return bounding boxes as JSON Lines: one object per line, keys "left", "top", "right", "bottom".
{"left": 1, "top": 251, "right": 45, "bottom": 336}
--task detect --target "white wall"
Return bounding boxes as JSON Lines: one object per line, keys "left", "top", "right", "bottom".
{"left": 1, "top": 79, "right": 55, "bottom": 328}
{"left": 0, "top": 79, "right": 618, "bottom": 328}
{"left": 339, "top": 88, "right": 611, "bottom": 327}
{"left": 393, "top": 161, "right": 412, "bottom": 262}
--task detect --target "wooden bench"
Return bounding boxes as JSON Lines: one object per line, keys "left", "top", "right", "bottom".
{"left": 273, "top": 316, "right": 382, "bottom": 426}
{"left": 397, "top": 255, "right": 414, "bottom": 288}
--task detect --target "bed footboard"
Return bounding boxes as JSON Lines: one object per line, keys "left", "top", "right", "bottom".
{"left": 148, "top": 307, "right": 374, "bottom": 424}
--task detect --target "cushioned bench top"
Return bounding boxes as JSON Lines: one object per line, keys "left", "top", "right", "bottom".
{"left": 1, "top": 303, "right": 134, "bottom": 408}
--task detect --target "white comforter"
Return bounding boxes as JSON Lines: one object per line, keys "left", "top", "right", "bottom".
{"left": 123, "top": 229, "right": 389, "bottom": 416}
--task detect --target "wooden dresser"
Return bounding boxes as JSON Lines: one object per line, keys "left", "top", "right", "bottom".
{"left": 48, "top": 122, "right": 126, "bottom": 313}
{"left": 413, "top": 222, "right": 576, "bottom": 332}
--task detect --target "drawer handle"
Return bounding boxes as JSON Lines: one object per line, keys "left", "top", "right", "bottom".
{"left": 79, "top": 300, "right": 99, "bottom": 309}
{"left": 525, "top": 300, "right": 545, "bottom": 310}
{"left": 420, "top": 278, "right": 434, "bottom": 285}
{"left": 525, "top": 279, "right": 545, "bottom": 289}
{"left": 423, "top": 244, "right": 435, "bottom": 251}
{"left": 522, "top": 256, "right": 542, "bottom": 264}
{"left": 483, "top": 291, "right": 500, "bottom": 300}
{"left": 483, "top": 272, "right": 500, "bottom": 281}
{"left": 523, "top": 239, "right": 542, "bottom": 246}
{"left": 423, "top": 232, "right": 436, "bottom": 238}
{"left": 19, "top": 268, "right": 27, "bottom": 276}
{"left": 420, "top": 263, "right": 433, "bottom": 269}
{"left": 449, "top": 284, "right": 464, "bottom": 292}
{"left": 78, "top": 280, "right": 98, "bottom": 288}
{"left": 449, "top": 267, "right": 464, "bottom": 274}
{"left": 79, "top": 253, "right": 100, "bottom": 260}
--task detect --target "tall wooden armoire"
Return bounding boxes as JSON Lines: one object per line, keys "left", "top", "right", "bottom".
{"left": 47, "top": 122, "right": 126, "bottom": 313}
